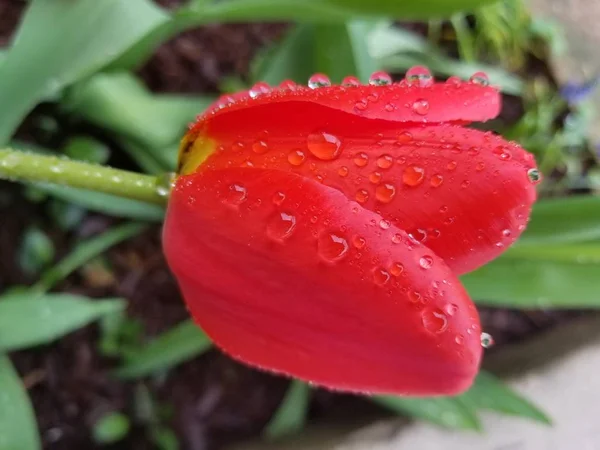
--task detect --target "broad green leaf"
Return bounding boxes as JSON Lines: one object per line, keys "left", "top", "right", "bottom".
{"left": 179, "top": 0, "right": 501, "bottom": 23}
{"left": 0, "top": 294, "right": 125, "bottom": 351}
{"left": 264, "top": 381, "right": 311, "bottom": 439}
{"left": 518, "top": 195, "right": 600, "bottom": 244}
{"left": 373, "top": 395, "right": 481, "bottom": 430}
{"left": 0, "top": 355, "right": 41, "bottom": 450}
{"left": 253, "top": 21, "right": 378, "bottom": 85}
{"left": 92, "top": 412, "right": 131, "bottom": 444}
{"left": 64, "top": 72, "right": 213, "bottom": 171}
{"left": 116, "top": 320, "right": 212, "bottom": 379}
{"left": 464, "top": 242, "right": 600, "bottom": 307}
{"left": 36, "top": 184, "right": 165, "bottom": 222}
{"left": 0, "top": 0, "right": 168, "bottom": 144}
{"left": 32, "top": 222, "right": 147, "bottom": 293}
{"left": 460, "top": 372, "right": 551, "bottom": 424}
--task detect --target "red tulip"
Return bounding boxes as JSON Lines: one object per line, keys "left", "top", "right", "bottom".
{"left": 163, "top": 69, "right": 539, "bottom": 396}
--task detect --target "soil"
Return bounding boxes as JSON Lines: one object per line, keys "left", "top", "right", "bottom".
{"left": 0, "top": 2, "right": 589, "bottom": 450}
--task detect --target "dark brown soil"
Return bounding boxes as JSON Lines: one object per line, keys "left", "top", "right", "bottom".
{"left": 0, "top": 2, "right": 588, "bottom": 450}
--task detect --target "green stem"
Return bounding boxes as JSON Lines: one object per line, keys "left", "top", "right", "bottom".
{"left": 0, "top": 148, "right": 169, "bottom": 205}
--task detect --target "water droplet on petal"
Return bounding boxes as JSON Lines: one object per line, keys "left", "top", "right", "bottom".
{"left": 391, "top": 233, "right": 402, "bottom": 244}
{"left": 430, "top": 174, "right": 444, "bottom": 187}
{"left": 338, "top": 166, "right": 349, "bottom": 177}
{"left": 308, "top": 73, "right": 331, "bottom": 89}
{"left": 279, "top": 79, "right": 297, "bottom": 90}
{"left": 342, "top": 76, "right": 360, "bottom": 87}
{"left": 412, "top": 99, "right": 430, "bottom": 115}
{"left": 252, "top": 140, "right": 269, "bottom": 154}
{"left": 480, "top": 332, "right": 495, "bottom": 348}
{"left": 369, "top": 171, "right": 382, "bottom": 184}
{"left": 455, "top": 334, "right": 464, "bottom": 345}
{"left": 408, "top": 290, "right": 422, "bottom": 303}
{"left": 377, "top": 154, "right": 393, "bottom": 169}
{"left": 375, "top": 183, "right": 396, "bottom": 203}
{"left": 307, "top": 132, "right": 342, "bottom": 160}
{"left": 502, "top": 229, "right": 512, "bottom": 237}
{"left": 445, "top": 76, "right": 462, "bottom": 86}
{"left": 445, "top": 303, "right": 458, "bottom": 316}
{"left": 369, "top": 71, "right": 392, "bottom": 86}
{"left": 397, "top": 131, "right": 413, "bottom": 144}
{"left": 352, "top": 235, "right": 366, "bottom": 249}
{"left": 422, "top": 308, "right": 448, "bottom": 333}
{"left": 493, "top": 146, "right": 512, "bottom": 161}
{"left": 405, "top": 66, "right": 434, "bottom": 87}
{"left": 318, "top": 232, "right": 349, "bottom": 262}
{"left": 447, "top": 161, "right": 457, "bottom": 171}
{"left": 390, "top": 262, "right": 404, "bottom": 276}
{"left": 379, "top": 219, "right": 391, "bottom": 230}
{"left": 353, "top": 152, "right": 369, "bottom": 167}
{"left": 272, "top": 191, "right": 286, "bottom": 206}
{"left": 249, "top": 82, "right": 271, "bottom": 98}
{"left": 527, "top": 168, "right": 541, "bottom": 184}
{"left": 373, "top": 267, "right": 391, "bottom": 285}
{"left": 267, "top": 212, "right": 297, "bottom": 241}
{"left": 355, "top": 189, "right": 369, "bottom": 203}
{"left": 469, "top": 71, "right": 490, "bottom": 86}
{"left": 403, "top": 165, "right": 425, "bottom": 186}
{"left": 288, "top": 149, "right": 306, "bottom": 166}
{"left": 419, "top": 255, "right": 433, "bottom": 269}
{"left": 225, "top": 183, "right": 247, "bottom": 205}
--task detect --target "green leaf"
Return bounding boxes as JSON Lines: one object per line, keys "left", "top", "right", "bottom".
{"left": 180, "top": 0, "right": 501, "bottom": 23}
{"left": 463, "top": 242, "right": 600, "bottom": 308}
{"left": 0, "top": 355, "right": 41, "bottom": 450}
{"left": 0, "top": 0, "right": 168, "bottom": 144}
{"left": 264, "top": 381, "right": 311, "bottom": 439}
{"left": 63, "top": 72, "right": 213, "bottom": 171}
{"left": 116, "top": 320, "right": 212, "bottom": 379}
{"left": 0, "top": 293, "right": 126, "bottom": 351}
{"left": 518, "top": 195, "right": 600, "bottom": 245}
{"left": 35, "top": 184, "right": 165, "bottom": 222}
{"left": 62, "top": 136, "right": 110, "bottom": 164}
{"left": 32, "top": 222, "right": 147, "bottom": 293}
{"left": 92, "top": 412, "right": 131, "bottom": 444}
{"left": 254, "top": 21, "right": 378, "bottom": 85}
{"left": 373, "top": 395, "right": 481, "bottom": 430}
{"left": 18, "top": 227, "right": 55, "bottom": 275}
{"left": 460, "top": 372, "right": 551, "bottom": 424}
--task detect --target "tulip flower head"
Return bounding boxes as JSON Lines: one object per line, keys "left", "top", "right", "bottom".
{"left": 163, "top": 68, "right": 539, "bottom": 396}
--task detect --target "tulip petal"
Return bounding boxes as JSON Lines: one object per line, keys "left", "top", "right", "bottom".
{"left": 185, "top": 112, "right": 538, "bottom": 274}
{"left": 192, "top": 79, "right": 500, "bottom": 133}
{"left": 164, "top": 167, "right": 482, "bottom": 395}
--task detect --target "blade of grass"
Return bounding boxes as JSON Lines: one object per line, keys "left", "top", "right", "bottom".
{"left": 264, "top": 381, "right": 311, "bottom": 439}
{"left": 32, "top": 222, "right": 147, "bottom": 293}
{"left": 0, "top": 355, "right": 41, "bottom": 450}
{"left": 116, "top": 320, "right": 212, "bottom": 379}
{"left": 0, "top": 294, "right": 126, "bottom": 351}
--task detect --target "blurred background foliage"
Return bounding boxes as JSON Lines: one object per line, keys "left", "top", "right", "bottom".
{"left": 0, "top": 0, "right": 599, "bottom": 449}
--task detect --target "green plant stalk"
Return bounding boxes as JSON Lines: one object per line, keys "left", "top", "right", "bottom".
{"left": 0, "top": 148, "right": 168, "bottom": 205}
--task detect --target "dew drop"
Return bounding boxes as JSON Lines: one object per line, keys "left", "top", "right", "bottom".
{"left": 408, "top": 290, "right": 422, "bottom": 303}
{"left": 384, "top": 103, "right": 395, "bottom": 112}
{"left": 430, "top": 174, "right": 444, "bottom": 187}
{"left": 447, "top": 161, "right": 457, "bottom": 171}
{"left": 397, "top": 131, "right": 413, "bottom": 144}
{"left": 502, "top": 229, "right": 511, "bottom": 237}
{"left": 461, "top": 180, "right": 470, "bottom": 188}
{"left": 354, "top": 100, "right": 368, "bottom": 111}
{"left": 225, "top": 183, "right": 247, "bottom": 205}
{"left": 476, "top": 162, "right": 486, "bottom": 171}
{"left": 445, "top": 76, "right": 462, "bottom": 86}
{"left": 353, "top": 152, "right": 369, "bottom": 167}
{"left": 493, "top": 146, "right": 512, "bottom": 161}
{"left": 409, "top": 228, "right": 428, "bottom": 243}
{"left": 373, "top": 267, "right": 391, "bottom": 285}
{"left": 338, "top": 166, "right": 349, "bottom": 177}
{"left": 307, "top": 132, "right": 342, "bottom": 160}
{"left": 249, "top": 82, "right": 270, "bottom": 98}
{"left": 267, "top": 212, "right": 297, "bottom": 241}
{"left": 287, "top": 149, "right": 306, "bottom": 166}
{"left": 469, "top": 71, "right": 490, "bottom": 86}
{"left": 368, "top": 71, "right": 392, "bottom": 86}
{"left": 318, "top": 232, "right": 349, "bottom": 262}
{"left": 279, "top": 79, "right": 297, "bottom": 90}
{"left": 342, "top": 76, "right": 360, "bottom": 87}
{"left": 272, "top": 191, "right": 286, "bottom": 206}
{"left": 369, "top": 171, "right": 382, "bottom": 184}
{"left": 403, "top": 165, "right": 425, "bottom": 186}
{"left": 252, "top": 140, "right": 269, "bottom": 154}
{"left": 480, "top": 332, "right": 495, "bottom": 348}
{"left": 379, "top": 219, "right": 391, "bottom": 230}
{"left": 377, "top": 154, "right": 393, "bottom": 169}
{"left": 355, "top": 189, "right": 370, "bottom": 203}
{"left": 352, "top": 235, "right": 366, "bottom": 249}
{"left": 405, "top": 66, "right": 434, "bottom": 87}
{"left": 445, "top": 303, "right": 458, "bottom": 316}
{"left": 411, "top": 99, "right": 430, "bottom": 115}
{"left": 391, "top": 233, "right": 402, "bottom": 244}
{"left": 390, "top": 262, "right": 404, "bottom": 276}
{"left": 375, "top": 183, "right": 396, "bottom": 203}
{"left": 422, "top": 308, "right": 448, "bottom": 334}
{"left": 455, "top": 334, "right": 464, "bottom": 345}
{"left": 527, "top": 168, "right": 542, "bottom": 184}
{"left": 419, "top": 255, "right": 434, "bottom": 269}
{"left": 308, "top": 73, "right": 331, "bottom": 89}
